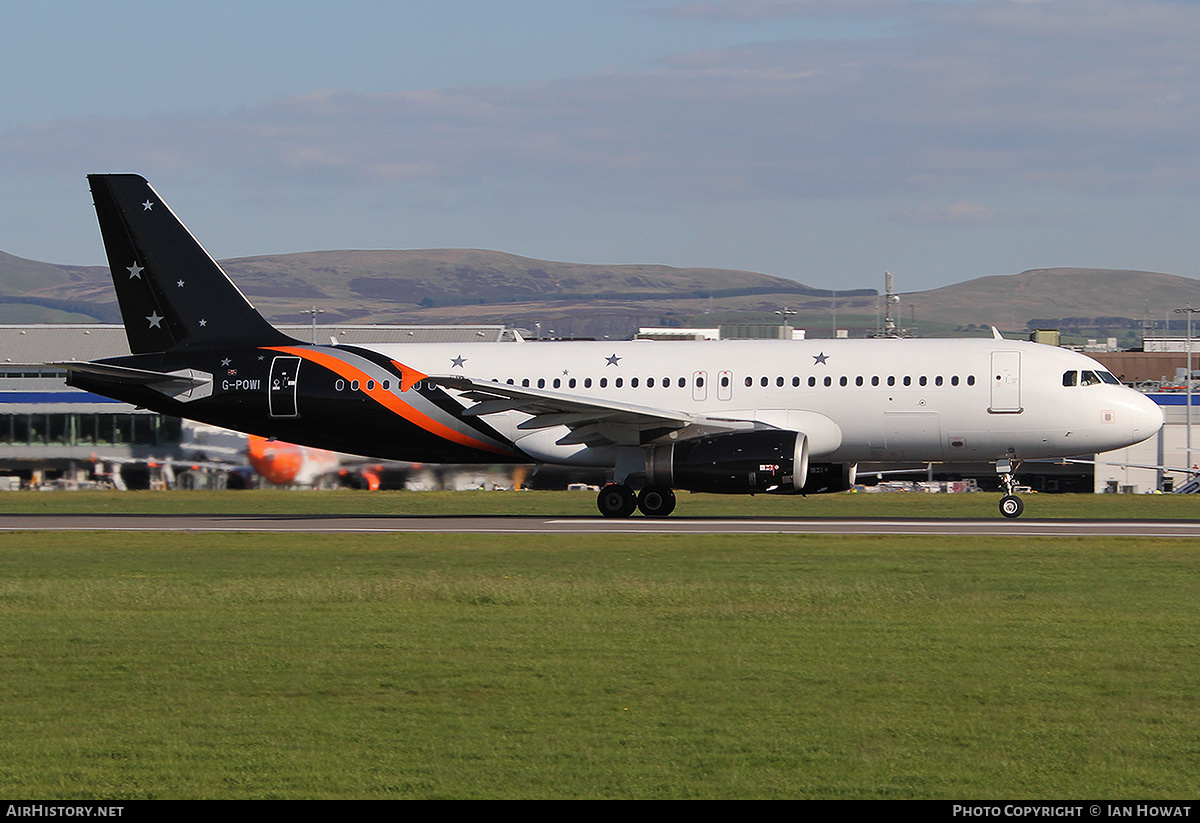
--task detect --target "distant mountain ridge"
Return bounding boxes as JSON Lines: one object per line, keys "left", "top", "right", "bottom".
{"left": 2, "top": 249, "right": 1199, "bottom": 339}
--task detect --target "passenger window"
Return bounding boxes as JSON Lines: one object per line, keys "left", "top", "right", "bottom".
{"left": 600, "top": 378, "right": 607, "bottom": 388}
{"left": 776, "top": 376, "right": 784, "bottom": 387}
{"left": 808, "top": 376, "right": 816, "bottom": 387}
{"left": 615, "top": 377, "right": 623, "bottom": 388}
{"left": 792, "top": 376, "right": 800, "bottom": 387}
{"left": 584, "top": 378, "right": 592, "bottom": 389}
{"left": 761, "top": 376, "right": 768, "bottom": 387}
{"left": 631, "top": 377, "right": 638, "bottom": 388}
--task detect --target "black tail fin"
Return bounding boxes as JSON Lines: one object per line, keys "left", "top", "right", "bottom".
{"left": 88, "top": 174, "right": 294, "bottom": 354}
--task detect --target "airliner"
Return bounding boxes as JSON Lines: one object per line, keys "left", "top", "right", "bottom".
{"left": 60, "top": 174, "right": 1163, "bottom": 518}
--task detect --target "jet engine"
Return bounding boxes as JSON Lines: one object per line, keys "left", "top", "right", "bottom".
{"left": 796, "top": 462, "right": 858, "bottom": 495}
{"left": 644, "top": 430, "right": 809, "bottom": 493}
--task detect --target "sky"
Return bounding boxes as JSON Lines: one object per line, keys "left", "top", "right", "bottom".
{"left": 5, "top": 0, "right": 1200, "bottom": 293}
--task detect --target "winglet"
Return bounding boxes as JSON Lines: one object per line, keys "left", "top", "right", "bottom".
{"left": 991, "top": 325, "right": 1004, "bottom": 340}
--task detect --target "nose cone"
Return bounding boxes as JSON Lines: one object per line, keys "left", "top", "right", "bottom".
{"left": 1129, "top": 391, "right": 1164, "bottom": 445}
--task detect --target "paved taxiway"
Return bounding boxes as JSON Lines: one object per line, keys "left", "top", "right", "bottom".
{"left": 1, "top": 514, "right": 1199, "bottom": 537}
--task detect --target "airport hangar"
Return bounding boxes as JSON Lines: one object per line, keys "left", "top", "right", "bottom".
{"left": 0, "top": 324, "right": 1189, "bottom": 493}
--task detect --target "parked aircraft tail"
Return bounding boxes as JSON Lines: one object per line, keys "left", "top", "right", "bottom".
{"left": 87, "top": 174, "right": 294, "bottom": 354}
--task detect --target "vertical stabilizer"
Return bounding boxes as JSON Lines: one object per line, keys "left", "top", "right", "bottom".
{"left": 88, "top": 174, "right": 294, "bottom": 353}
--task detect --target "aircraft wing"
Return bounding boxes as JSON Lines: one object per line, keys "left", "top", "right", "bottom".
{"left": 425, "top": 375, "right": 756, "bottom": 447}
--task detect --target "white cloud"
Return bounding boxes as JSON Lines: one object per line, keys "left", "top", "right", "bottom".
{"left": 5, "top": 0, "right": 1200, "bottom": 205}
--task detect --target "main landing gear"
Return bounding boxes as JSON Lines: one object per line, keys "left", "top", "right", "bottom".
{"left": 597, "top": 484, "right": 677, "bottom": 518}
{"left": 996, "top": 457, "right": 1024, "bottom": 519}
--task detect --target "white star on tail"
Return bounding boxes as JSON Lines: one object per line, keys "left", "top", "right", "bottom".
{"left": 142, "top": 200, "right": 154, "bottom": 211}
{"left": 127, "top": 262, "right": 143, "bottom": 279}
{"left": 146, "top": 312, "right": 163, "bottom": 329}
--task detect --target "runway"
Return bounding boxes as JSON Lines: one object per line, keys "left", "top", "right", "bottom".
{"left": 1, "top": 513, "right": 1199, "bottom": 537}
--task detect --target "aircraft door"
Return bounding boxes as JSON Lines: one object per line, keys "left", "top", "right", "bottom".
{"left": 269, "top": 356, "right": 301, "bottom": 418}
{"left": 989, "top": 351, "right": 1022, "bottom": 413}
{"left": 692, "top": 371, "right": 708, "bottom": 402}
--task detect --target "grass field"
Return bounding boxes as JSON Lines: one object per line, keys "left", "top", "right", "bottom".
{"left": 0, "top": 487, "right": 1198, "bottom": 519}
{"left": 1, "top": 489, "right": 1198, "bottom": 799}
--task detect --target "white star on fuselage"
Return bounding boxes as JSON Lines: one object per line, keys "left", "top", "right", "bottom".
{"left": 127, "top": 262, "right": 143, "bottom": 279}
{"left": 146, "top": 311, "right": 163, "bottom": 329}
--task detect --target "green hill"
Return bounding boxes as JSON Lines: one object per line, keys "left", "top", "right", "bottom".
{"left": 3, "top": 247, "right": 1199, "bottom": 341}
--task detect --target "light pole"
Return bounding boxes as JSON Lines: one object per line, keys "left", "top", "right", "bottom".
{"left": 303, "top": 306, "right": 324, "bottom": 344}
{"left": 1173, "top": 305, "right": 1200, "bottom": 473}
{"left": 775, "top": 307, "right": 797, "bottom": 338}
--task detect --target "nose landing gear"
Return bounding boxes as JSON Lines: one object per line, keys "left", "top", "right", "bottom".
{"left": 996, "top": 457, "right": 1024, "bottom": 518}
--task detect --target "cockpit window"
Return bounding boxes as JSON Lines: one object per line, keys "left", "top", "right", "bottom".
{"left": 1080, "top": 370, "right": 1101, "bottom": 386}
{"left": 1098, "top": 371, "right": 1120, "bottom": 385}
{"left": 1063, "top": 370, "right": 1077, "bottom": 387}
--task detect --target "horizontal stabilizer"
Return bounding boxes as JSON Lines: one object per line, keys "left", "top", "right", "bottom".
{"left": 57, "top": 361, "right": 213, "bottom": 402}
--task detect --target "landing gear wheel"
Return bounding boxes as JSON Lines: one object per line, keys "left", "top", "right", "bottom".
{"left": 999, "top": 494, "right": 1024, "bottom": 519}
{"left": 597, "top": 484, "right": 637, "bottom": 518}
{"left": 637, "top": 485, "right": 677, "bottom": 518}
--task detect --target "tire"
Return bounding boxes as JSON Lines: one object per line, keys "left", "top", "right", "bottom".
{"left": 597, "top": 484, "right": 637, "bottom": 518}
{"left": 637, "top": 485, "right": 677, "bottom": 518}
{"left": 999, "top": 494, "right": 1024, "bottom": 519}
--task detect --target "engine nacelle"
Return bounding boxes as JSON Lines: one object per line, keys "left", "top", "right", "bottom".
{"left": 796, "top": 462, "right": 857, "bottom": 494}
{"left": 645, "top": 430, "right": 809, "bottom": 494}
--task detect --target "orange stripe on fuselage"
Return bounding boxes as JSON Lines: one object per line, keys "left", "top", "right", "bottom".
{"left": 264, "top": 346, "right": 513, "bottom": 457}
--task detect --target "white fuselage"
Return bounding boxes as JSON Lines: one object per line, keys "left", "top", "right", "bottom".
{"left": 363, "top": 337, "right": 1163, "bottom": 467}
